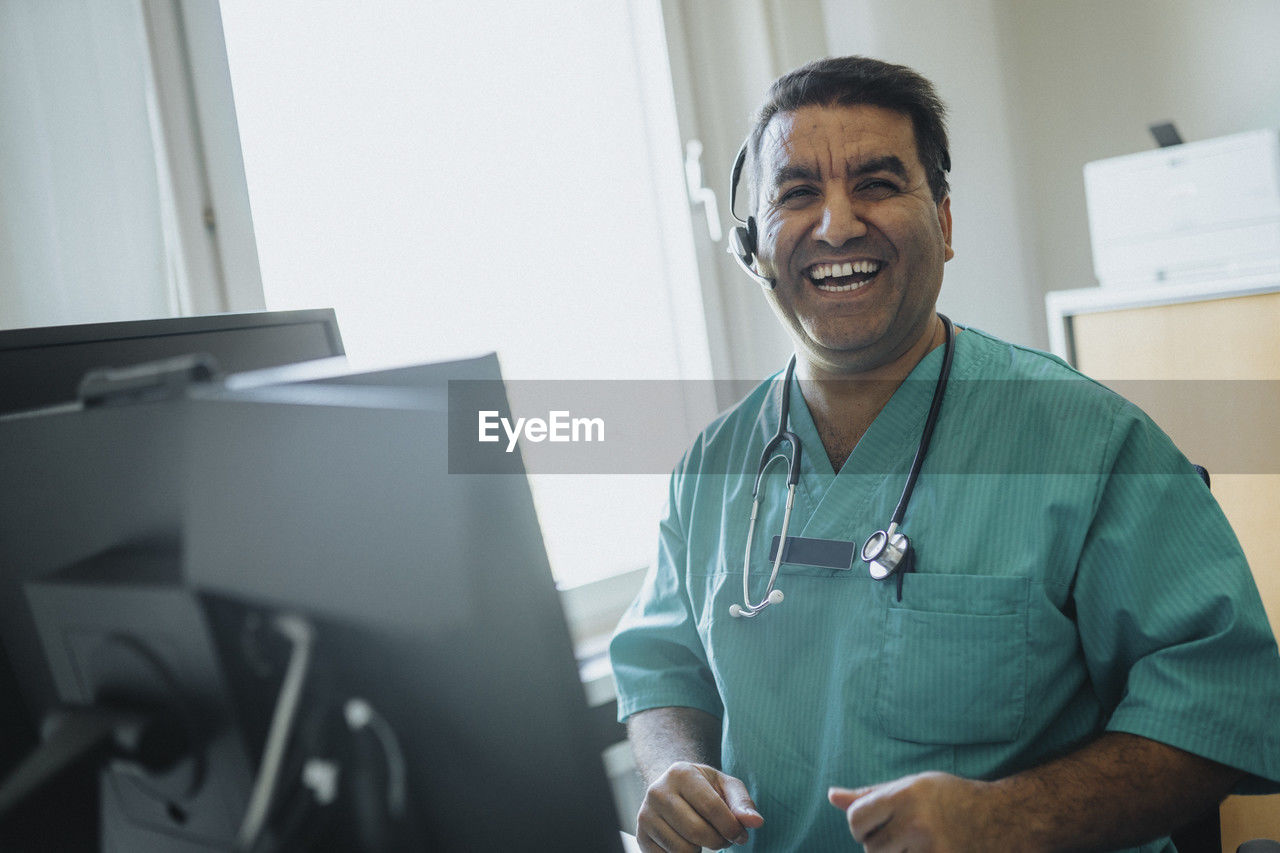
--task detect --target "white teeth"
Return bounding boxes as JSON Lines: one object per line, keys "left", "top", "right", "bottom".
{"left": 808, "top": 260, "right": 881, "bottom": 281}
{"left": 816, "top": 279, "right": 869, "bottom": 293}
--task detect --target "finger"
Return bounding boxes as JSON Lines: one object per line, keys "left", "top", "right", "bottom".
{"left": 639, "top": 825, "right": 698, "bottom": 853}
{"left": 636, "top": 827, "right": 663, "bottom": 852}
{"left": 639, "top": 802, "right": 710, "bottom": 853}
{"left": 716, "top": 773, "right": 765, "bottom": 829}
{"left": 842, "top": 789, "right": 895, "bottom": 845}
{"left": 827, "top": 786, "right": 870, "bottom": 809}
{"left": 857, "top": 819, "right": 901, "bottom": 853}
{"left": 672, "top": 782, "right": 749, "bottom": 846}
{"left": 645, "top": 787, "right": 740, "bottom": 849}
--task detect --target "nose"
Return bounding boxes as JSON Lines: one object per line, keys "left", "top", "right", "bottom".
{"left": 813, "top": 190, "right": 868, "bottom": 247}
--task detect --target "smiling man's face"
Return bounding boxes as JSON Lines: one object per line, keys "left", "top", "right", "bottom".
{"left": 752, "top": 103, "right": 954, "bottom": 378}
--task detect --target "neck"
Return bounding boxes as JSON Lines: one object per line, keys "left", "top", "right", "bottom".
{"left": 796, "top": 315, "right": 952, "bottom": 471}
{"left": 799, "top": 315, "right": 949, "bottom": 414}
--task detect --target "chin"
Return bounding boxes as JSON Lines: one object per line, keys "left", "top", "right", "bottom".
{"left": 799, "top": 345, "right": 878, "bottom": 375}
{"left": 803, "top": 331, "right": 882, "bottom": 359}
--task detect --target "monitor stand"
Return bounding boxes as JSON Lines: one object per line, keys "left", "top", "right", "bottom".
{"left": 0, "top": 702, "right": 187, "bottom": 820}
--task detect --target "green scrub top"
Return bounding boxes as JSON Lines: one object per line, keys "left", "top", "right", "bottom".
{"left": 610, "top": 327, "right": 1280, "bottom": 852}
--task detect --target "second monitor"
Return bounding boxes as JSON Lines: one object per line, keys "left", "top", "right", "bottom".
{"left": 0, "top": 354, "right": 622, "bottom": 851}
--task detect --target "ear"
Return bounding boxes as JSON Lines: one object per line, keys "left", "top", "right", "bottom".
{"left": 937, "top": 196, "right": 954, "bottom": 262}
{"left": 753, "top": 254, "right": 778, "bottom": 281}
{"left": 749, "top": 218, "right": 780, "bottom": 283}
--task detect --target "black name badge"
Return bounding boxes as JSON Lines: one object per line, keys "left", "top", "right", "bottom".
{"left": 768, "top": 536, "right": 856, "bottom": 571}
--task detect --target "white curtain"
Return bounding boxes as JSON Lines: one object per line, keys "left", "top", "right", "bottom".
{"left": 0, "top": 0, "right": 175, "bottom": 328}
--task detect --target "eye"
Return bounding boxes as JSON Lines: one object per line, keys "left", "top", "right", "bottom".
{"left": 857, "top": 179, "right": 900, "bottom": 199}
{"left": 777, "top": 186, "right": 817, "bottom": 206}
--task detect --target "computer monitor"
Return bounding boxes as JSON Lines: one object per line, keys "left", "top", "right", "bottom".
{"left": 0, "top": 308, "right": 345, "bottom": 806}
{"left": 0, "top": 356, "right": 623, "bottom": 851}
{"left": 0, "top": 309, "right": 345, "bottom": 417}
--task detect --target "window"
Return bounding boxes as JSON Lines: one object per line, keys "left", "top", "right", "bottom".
{"left": 0, "top": 1, "right": 173, "bottom": 328}
{"left": 218, "top": 0, "right": 715, "bottom": 587}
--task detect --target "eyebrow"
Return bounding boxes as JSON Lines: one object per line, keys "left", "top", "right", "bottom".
{"left": 769, "top": 155, "right": 911, "bottom": 188}
{"left": 850, "top": 155, "right": 910, "bottom": 181}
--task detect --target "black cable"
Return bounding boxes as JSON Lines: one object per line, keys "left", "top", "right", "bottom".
{"left": 889, "top": 314, "right": 954, "bottom": 527}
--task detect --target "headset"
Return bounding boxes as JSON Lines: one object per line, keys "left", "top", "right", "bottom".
{"left": 727, "top": 140, "right": 775, "bottom": 289}
{"left": 727, "top": 132, "right": 951, "bottom": 290}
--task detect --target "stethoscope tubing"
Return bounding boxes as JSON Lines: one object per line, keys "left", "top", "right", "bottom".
{"left": 732, "top": 355, "right": 802, "bottom": 618}
{"left": 732, "top": 315, "right": 955, "bottom": 618}
{"left": 887, "top": 316, "right": 954, "bottom": 529}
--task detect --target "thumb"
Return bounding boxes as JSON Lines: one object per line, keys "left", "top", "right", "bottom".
{"left": 717, "top": 772, "right": 764, "bottom": 828}
{"left": 827, "top": 786, "right": 869, "bottom": 809}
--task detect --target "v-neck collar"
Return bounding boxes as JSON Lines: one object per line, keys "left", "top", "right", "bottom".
{"left": 792, "top": 341, "right": 954, "bottom": 473}
{"left": 781, "top": 334, "right": 962, "bottom": 541}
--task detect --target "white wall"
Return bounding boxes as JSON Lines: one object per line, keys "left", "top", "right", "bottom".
{"left": 820, "top": 0, "right": 1043, "bottom": 347}
{"left": 993, "top": 0, "right": 1280, "bottom": 308}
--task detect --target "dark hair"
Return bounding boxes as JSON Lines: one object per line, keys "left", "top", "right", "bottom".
{"left": 747, "top": 56, "right": 951, "bottom": 204}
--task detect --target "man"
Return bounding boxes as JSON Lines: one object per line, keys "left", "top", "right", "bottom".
{"left": 609, "top": 56, "right": 1280, "bottom": 852}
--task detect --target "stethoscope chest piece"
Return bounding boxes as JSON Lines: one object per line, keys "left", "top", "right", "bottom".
{"left": 862, "top": 529, "right": 911, "bottom": 580}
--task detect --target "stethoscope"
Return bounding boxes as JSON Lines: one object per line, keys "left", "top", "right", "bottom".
{"left": 729, "top": 315, "right": 955, "bottom": 618}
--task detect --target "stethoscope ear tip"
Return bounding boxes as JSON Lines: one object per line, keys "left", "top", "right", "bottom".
{"left": 729, "top": 589, "right": 782, "bottom": 618}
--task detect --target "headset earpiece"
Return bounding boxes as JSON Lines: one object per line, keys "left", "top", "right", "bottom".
{"left": 728, "top": 218, "right": 756, "bottom": 268}
{"left": 728, "top": 141, "right": 775, "bottom": 289}
{"left": 729, "top": 217, "right": 772, "bottom": 289}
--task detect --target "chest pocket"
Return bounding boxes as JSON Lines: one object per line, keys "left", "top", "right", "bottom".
{"left": 874, "top": 574, "right": 1029, "bottom": 745}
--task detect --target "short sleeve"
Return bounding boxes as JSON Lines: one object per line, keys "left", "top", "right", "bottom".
{"left": 1073, "top": 405, "right": 1280, "bottom": 792}
{"left": 609, "top": 467, "right": 722, "bottom": 723}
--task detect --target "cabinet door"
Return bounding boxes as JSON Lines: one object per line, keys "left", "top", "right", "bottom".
{"left": 1071, "top": 290, "right": 1280, "bottom": 853}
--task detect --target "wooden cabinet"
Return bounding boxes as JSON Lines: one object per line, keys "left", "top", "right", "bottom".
{"left": 1049, "top": 281, "right": 1280, "bottom": 852}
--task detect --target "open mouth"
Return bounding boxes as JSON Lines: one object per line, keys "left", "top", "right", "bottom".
{"left": 806, "top": 260, "right": 882, "bottom": 293}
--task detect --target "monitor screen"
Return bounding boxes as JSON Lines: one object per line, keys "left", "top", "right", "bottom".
{"left": 0, "top": 355, "right": 623, "bottom": 851}
{"left": 0, "top": 309, "right": 344, "bottom": 417}
{"left": 0, "top": 308, "right": 345, "bottom": 806}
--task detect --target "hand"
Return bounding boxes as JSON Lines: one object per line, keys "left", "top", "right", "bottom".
{"left": 828, "top": 771, "right": 1028, "bottom": 853}
{"left": 636, "top": 762, "right": 764, "bottom": 852}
